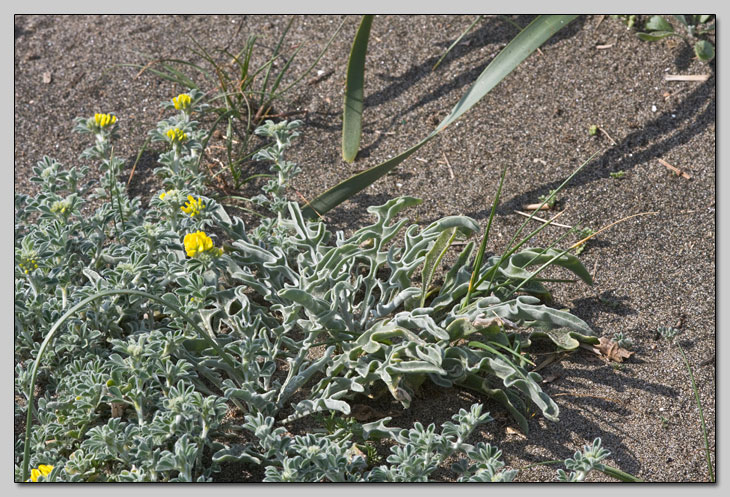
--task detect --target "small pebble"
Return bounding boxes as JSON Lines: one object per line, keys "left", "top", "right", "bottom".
{"left": 651, "top": 105, "right": 657, "bottom": 112}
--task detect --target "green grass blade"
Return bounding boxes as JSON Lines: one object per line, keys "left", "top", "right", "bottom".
{"left": 463, "top": 165, "right": 507, "bottom": 310}
{"left": 433, "top": 15, "right": 483, "bottom": 70}
{"left": 127, "top": 63, "right": 199, "bottom": 89}
{"left": 273, "top": 17, "right": 346, "bottom": 99}
{"left": 469, "top": 340, "right": 533, "bottom": 367}
{"left": 262, "top": 42, "right": 305, "bottom": 113}
{"left": 637, "top": 31, "right": 680, "bottom": 42}
{"left": 677, "top": 343, "right": 715, "bottom": 482}
{"left": 228, "top": 35, "right": 256, "bottom": 84}
{"left": 261, "top": 17, "right": 295, "bottom": 99}
{"left": 598, "top": 465, "right": 644, "bottom": 482}
{"left": 421, "top": 228, "right": 459, "bottom": 307}
{"left": 342, "top": 15, "right": 374, "bottom": 163}
{"left": 303, "top": 136, "right": 431, "bottom": 218}
{"left": 518, "top": 460, "right": 643, "bottom": 482}
{"left": 479, "top": 150, "right": 599, "bottom": 292}
{"left": 123, "top": 53, "right": 211, "bottom": 88}
{"left": 303, "top": 15, "right": 577, "bottom": 218}
{"left": 501, "top": 245, "right": 576, "bottom": 299}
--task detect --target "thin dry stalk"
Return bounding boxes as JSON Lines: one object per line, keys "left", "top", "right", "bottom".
{"left": 664, "top": 74, "right": 710, "bottom": 82}
{"left": 514, "top": 210, "right": 572, "bottom": 229}
{"left": 658, "top": 158, "right": 692, "bottom": 179}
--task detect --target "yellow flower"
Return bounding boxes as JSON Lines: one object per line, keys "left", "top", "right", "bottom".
{"left": 94, "top": 113, "right": 117, "bottom": 128}
{"left": 166, "top": 128, "right": 188, "bottom": 143}
{"left": 159, "top": 189, "right": 179, "bottom": 202}
{"left": 19, "top": 257, "right": 39, "bottom": 274}
{"left": 183, "top": 231, "right": 222, "bottom": 258}
{"left": 172, "top": 93, "right": 192, "bottom": 111}
{"left": 27, "top": 464, "right": 54, "bottom": 482}
{"left": 50, "top": 198, "right": 72, "bottom": 215}
{"left": 181, "top": 195, "right": 205, "bottom": 217}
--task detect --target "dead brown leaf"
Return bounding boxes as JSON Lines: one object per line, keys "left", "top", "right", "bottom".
{"left": 110, "top": 401, "right": 125, "bottom": 418}
{"left": 505, "top": 426, "right": 527, "bottom": 439}
{"left": 345, "top": 444, "right": 367, "bottom": 463}
{"left": 590, "top": 336, "right": 635, "bottom": 362}
{"left": 542, "top": 373, "right": 561, "bottom": 384}
{"left": 472, "top": 314, "right": 518, "bottom": 329}
{"left": 532, "top": 351, "right": 571, "bottom": 373}
{"left": 350, "top": 404, "right": 385, "bottom": 422}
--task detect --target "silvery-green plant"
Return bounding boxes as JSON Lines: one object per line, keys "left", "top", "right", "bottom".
{"left": 151, "top": 89, "right": 209, "bottom": 192}
{"left": 556, "top": 438, "right": 611, "bottom": 482}
{"left": 656, "top": 325, "right": 681, "bottom": 340}
{"left": 15, "top": 99, "right": 233, "bottom": 481}
{"left": 17, "top": 91, "right": 603, "bottom": 482}
{"left": 228, "top": 403, "right": 516, "bottom": 482}
{"left": 612, "top": 332, "right": 634, "bottom": 350}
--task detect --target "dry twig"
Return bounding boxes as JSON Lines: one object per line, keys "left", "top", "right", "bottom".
{"left": 664, "top": 74, "right": 710, "bottom": 82}
{"left": 658, "top": 158, "right": 692, "bottom": 179}
{"left": 522, "top": 203, "right": 551, "bottom": 211}
{"left": 597, "top": 126, "right": 617, "bottom": 146}
{"left": 294, "top": 189, "right": 325, "bottom": 221}
{"left": 306, "top": 69, "right": 334, "bottom": 85}
{"left": 514, "top": 210, "right": 573, "bottom": 229}
{"left": 441, "top": 152, "right": 455, "bottom": 179}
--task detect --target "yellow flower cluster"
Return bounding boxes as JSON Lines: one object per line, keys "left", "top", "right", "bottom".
{"left": 159, "top": 189, "right": 180, "bottom": 202}
{"left": 166, "top": 128, "right": 188, "bottom": 143}
{"left": 173, "top": 93, "right": 192, "bottom": 111}
{"left": 181, "top": 195, "right": 205, "bottom": 217}
{"left": 183, "top": 231, "right": 222, "bottom": 258}
{"left": 27, "top": 464, "right": 53, "bottom": 482}
{"left": 19, "top": 258, "right": 39, "bottom": 275}
{"left": 94, "top": 113, "right": 117, "bottom": 128}
{"left": 50, "top": 198, "right": 72, "bottom": 215}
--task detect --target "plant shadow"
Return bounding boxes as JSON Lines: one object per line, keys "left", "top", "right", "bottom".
{"left": 484, "top": 76, "right": 715, "bottom": 220}
{"left": 356, "top": 15, "right": 586, "bottom": 158}
{"left": 474, "top": 351, "right": 680, "bottom": 479}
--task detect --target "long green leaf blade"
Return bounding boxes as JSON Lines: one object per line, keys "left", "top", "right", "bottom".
{"left": 463, "top": 165, "right": 507, "bottom": 310}
{"left": 421, "top": 227, "right": 458, "bottom": 307}
{"left": 435, "top": 15, "right": 577, "bottom": 132}
{"left": 303, "top": 14, "right": 577, "bottom": 218}
{"left": 342, "top": 15, "right": 374, "bottom": 163}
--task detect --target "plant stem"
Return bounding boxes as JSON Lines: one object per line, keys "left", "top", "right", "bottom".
{"left": 676, "top": 342, "right": 714, "bottom": 482}
{"left": 462, "top": 165, "right": 506, "bottom": 310}
{"left": 518, "top": 460, "right": 644, "bottom": 482}
{"left": 598, "top": 464, "right": 644, "bottom": 483}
